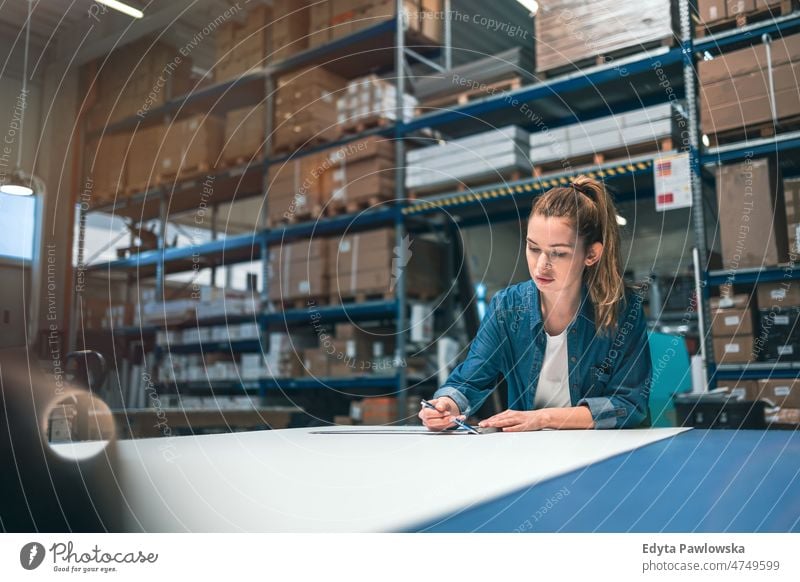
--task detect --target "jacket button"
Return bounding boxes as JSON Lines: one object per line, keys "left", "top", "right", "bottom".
{"left": 571, "top": 329, "right": 576, "bottom": 334}
{"left": 570, "top": 356, "right": 577, "bottom": 363}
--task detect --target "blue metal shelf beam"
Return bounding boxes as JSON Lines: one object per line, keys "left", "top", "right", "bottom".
{"left": 706, "top": 265, "right": 800, "bottom": 286}
{"left": 713, "top": 363, "right": 800, "bottom": 380}
{"left": 701, "top": 130, "right": 800, "bottom": 164}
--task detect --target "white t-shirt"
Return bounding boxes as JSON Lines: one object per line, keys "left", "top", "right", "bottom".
{"left": 533, "top": 327, "right": 572, "bottom": 409}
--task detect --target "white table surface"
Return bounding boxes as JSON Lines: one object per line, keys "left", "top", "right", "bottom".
{"left": 99, "top": 425, "right": 692, "bottom": 532}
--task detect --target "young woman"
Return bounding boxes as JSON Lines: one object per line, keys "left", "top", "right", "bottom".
{"left": 419, "top": 175, "right": 651, "bottom": 431}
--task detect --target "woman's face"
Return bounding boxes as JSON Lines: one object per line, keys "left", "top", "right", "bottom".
{"left": 526, "top": 214, "right": 602, "bottom": 297}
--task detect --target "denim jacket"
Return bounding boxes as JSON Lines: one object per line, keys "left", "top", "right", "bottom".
{"left": 433, "top": 279, "right": 652, "bottom": 429}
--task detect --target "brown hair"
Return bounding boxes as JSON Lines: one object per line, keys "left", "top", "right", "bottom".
{"left": 529, "top": 174, "right": 624, "bottom": 332}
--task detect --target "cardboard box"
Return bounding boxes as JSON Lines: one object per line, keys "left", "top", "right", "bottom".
{"left": 759, "top": 306, "right": 800, "bottom": 341}
{"left": 160, "top": 114, "right": 224, "bottom": 177}
{"left": 360, "top": 396, "right": 397, "bottom": 425}
{"left": 85, "top": 133, "right": 128, "bottom": 202}
{"left": 127, "top": 124, "right": 164, "bottom": 192}
{"left": 303, "top": 348, "right": 331, "bottom": 377}
{"left": 726, "top": 0, "right": 755, "bottom": 15}
{"left": 268, "top": 239, "right": 329, "bottom": 302}
{"left": 698, "top": 0, "right": 727, "bottom": 22}
{"left": 222, "top": 103, "right": 265, "bottom": 162}
{"left": 756, "top": 379, "right": 800, "bottom": 408}
{"left": 713, "top": 335, "right": 755, "bottom": 363}
{"left": 716, "top": 379, "right": 758, "bottom": 401}
{"left": 716, "top": 158, "right": 788, "bottom": 269}
{"left": 757, "top": 281, "right": 800, "bottom": 308}
{"left": 711, "top": 307, "right": 754, "bottom": 335}
{"left": 272, "top": 0, "right": 311, "bottom": 62}
{"left": 709, "top": 293, "right": 753, "bottom": 310}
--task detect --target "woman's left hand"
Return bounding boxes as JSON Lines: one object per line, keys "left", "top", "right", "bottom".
{"left": 478, "top": 409, "right": 550, "bottom": 432}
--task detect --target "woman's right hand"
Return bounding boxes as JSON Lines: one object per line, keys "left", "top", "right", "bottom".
{"left": 419, "top": 397, "right": 462, "bottom": 431}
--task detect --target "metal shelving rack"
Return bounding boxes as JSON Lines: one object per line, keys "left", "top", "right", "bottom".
{"left": 75, "top": 1, "right": 454, "bottom": 418}
{"left": 74, "top": 0, "right": 800, "bottom": 418}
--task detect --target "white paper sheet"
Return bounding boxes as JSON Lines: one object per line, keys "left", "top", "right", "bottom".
{"left": 110, "top": 425, "right": 691, "bottom": 532}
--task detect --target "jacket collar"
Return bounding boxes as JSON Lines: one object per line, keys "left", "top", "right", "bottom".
{"left": 528, "top": 278, "right": 595, "bottom": 333}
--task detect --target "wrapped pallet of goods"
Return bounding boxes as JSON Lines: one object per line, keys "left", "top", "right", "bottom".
{"left": 214, "top": 3, "right": 272, "bottom": 82}
{"left": 159, "top": 114, "right": 225, "bottom": 181}
{"left": 756, "top": 281, "right": 800, "bottom": 362}
{"left": 273, "top": 67, "right": 346, "bottom": 153}
{"left": 406, "top": 126, "right": 531, "bottom": 195}
{"left": 710, "top": 293, "right": 758, "bottom": 365}
{"left": 715, "top": 158, "right": 789, "bottom": 270}
{"left": 267, "top": 238, "right": 330, "bottom": 307}
{"left": 222, "top": 103, "right": 266, "bottom": 165}
{"left": 328, "top": 228, "right": 442, "bottom": 302}
{"left": 534, "top": 0, "right": 676, "bottom": 76}
{"left": 529, "top": 102, "right": 684, "bottom": 171}
{"left": 699, "top": 32, "right": 800, "bottom": 144}
{"left": 328, "top": 135, "right": 396, "bottom": 213}
{"left": 85, "top": 36, "right": 193, "bottom": 132}
{"left": 266, "top": 150, "right": 332, "bottom": 224}
{"left": 337, "top": 74, "right": 417, "bottom": 135}
{"left": 302, "top": 323, "right": 397, "bottom": 378}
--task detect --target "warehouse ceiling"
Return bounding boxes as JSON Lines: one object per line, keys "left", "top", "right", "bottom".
{"left": 0, "top": 0, "right": 260, "bottom": 81}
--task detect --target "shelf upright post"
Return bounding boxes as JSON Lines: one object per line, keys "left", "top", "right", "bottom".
{"left": 260, "top": 73, "right": 275, "bottom": 310}
{"left": 680, "top": 0, "right": 713, "bottom": 388}
{"left": 443, "top": 0, "right": 452, "bottom": 70}
{"left": 155, "top": 189, "right": 168, "bottom": 301}
{"left": 395, "top": 0, "right": 409, "bottom": 422}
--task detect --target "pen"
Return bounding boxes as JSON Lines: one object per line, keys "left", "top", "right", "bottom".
{"left": 420, "top": 399, "right": 480, "bottom": 435}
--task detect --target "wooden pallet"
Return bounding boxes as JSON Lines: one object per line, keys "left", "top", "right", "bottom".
{"left": 538, "top": 37, "right": 675, "bottom": 79}
{"left": 408, "top": 168, "right": 526, "bottom": 200}
{"left": 266, "top": 205, "right": 323, "bottom": 228}
{"left": 159, "top": 162, "right": 213, "bottom": 184}
{"left": 220, "top": 153, "right": 263, "bottom": 169}
{"left": 325, "top": 193, "right": 396, "bottom": 217}
{"left": 338, "top": 116, "right": 392, "bottom": 137}
{"left": 272, "top": 135, "right": 331, "bottom": 156}
{"left": 417, "top": 76, "right": 524, "bottom": 114}
{"left": 533, "top": 137, "right": 675, "bottom": 176}
{"left": 329, "top": 288, "right": 437, "bottom": 305}
{"left": 270, "top": 295, "right": 330, "bottom": 311}
{"left": 706, "top": 115, "right": 800, "bottom": 147}
{"left": 695, "top": 0, "right": 798, "bottom": 38}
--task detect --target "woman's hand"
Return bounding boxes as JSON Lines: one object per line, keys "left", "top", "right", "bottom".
{"left": 478, "top": 409, "right": 550, "bottom": 432}
{"left": 419, "top": 397, "right": 462, "bottom": 431}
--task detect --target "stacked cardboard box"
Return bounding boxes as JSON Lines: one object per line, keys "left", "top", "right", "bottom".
{"left": 699, "top": 32, "right": 800, "bottom": 136}
{"left": 328, "top": 229, "right": 442, "bottom": 300}
{"left": 159, "top": 114, "right": 225, "bottom": 179}
{"left": 310, "top": 0, "right": 442, "bottom": 48}
{"left": 406, "top": 126, "right": 531, "bottom": 193}
{"left": 273, "top": 67, "right": 346, "bottom": 152}
{"left": 126, "top": 125, "right": 165, "bottom": 193}
{"left": 711, "top": 293, "right": 757, "bottom": 364}
{"left": 268, "top": 238, "right": 329, "bottom": 303}
{"left": 337, "top": 75, "right": 417, "bottom": 132}
{"left": 84, "top": 133, "right": 129, "bottom": 203}
{"left": 302, "top": 323, "right": 397, "bottom": 378}
{"left": 329, "top": 135, "right": 395, "bottom": 208}
{"left": 715, "top": 158, "right": 788, "bottom": 269}
{"left": 756, "top": 281, "right": 800, "bottom": 361}
{"left": 755, "top": 379, "right": 800, "bottom": 417}
{"left": 272, "top": 0, "right": 311, "bottom": 62}
{"left": 222, "top": 103, "right": 266, "bottom": 163}
{"left": 535, "top": 0, "right": 674, "bottom": 74}
{"left": 785, "top": 178, "right": 800, "bottom": 256}
{"left": 266, "top": 151, "right": 332, "bottom": 223}
{"left": 716, "top": 378, "right": 759, "bottom": 401}
{"left": 698, "top": 0, "right": 783, "bottom": 25}
{"left": 215, "top": 4, "right": 272, "bottom": 82}
{"left": 85, "top": 36, "right": 193, "bottom": 132}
